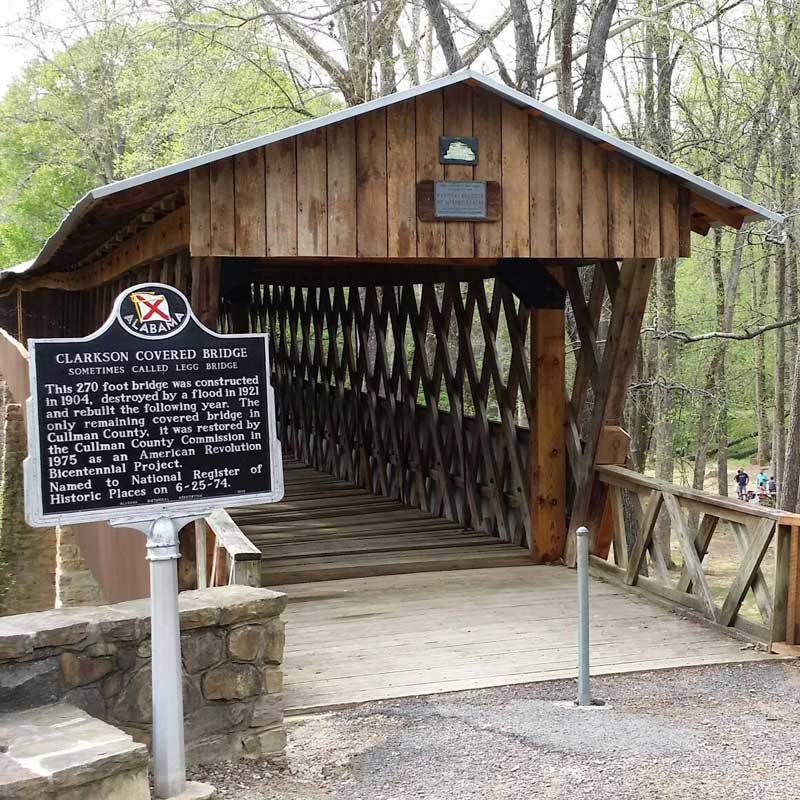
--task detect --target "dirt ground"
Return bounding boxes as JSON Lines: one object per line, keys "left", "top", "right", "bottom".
{"left": 191, "top": 660, "right": 800, "bottom": 800}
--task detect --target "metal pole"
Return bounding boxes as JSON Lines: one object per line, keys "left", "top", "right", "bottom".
{"left": 576, "top": 525, "right": 592, "bottom": 707}
{"left": 147, "top": 517, "right": 186, "bottom": 798}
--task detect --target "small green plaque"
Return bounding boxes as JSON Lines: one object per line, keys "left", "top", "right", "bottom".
{"left": 439, "top": 136, "right": 479, "bottom": 165}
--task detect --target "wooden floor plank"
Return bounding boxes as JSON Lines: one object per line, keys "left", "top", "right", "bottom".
{"left": 273, "top": 565, "right": 775, "bottom": 712}
{"left": 229, "top": 458, "right": 528, "bottom": 584}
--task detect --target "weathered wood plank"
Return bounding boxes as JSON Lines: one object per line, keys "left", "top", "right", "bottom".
{"left": 327, "top": 119, "right": 357, "bottom": 257}
{"left": 266, "top": 138, "right": 298, "bottom": 256}
{"left": 607, "top": 153, "right": 634, "bottom": 257}
{"left": 659, "top": 176, "right": 680, "bottom": 258}
{"left": 297, "top": 129, "right": 328, "bottom": 256}
{"left": 415, "top": 91, "right": 445, "bottom": 257}
{"left": 472, "top": 89, "right": 503, "bottom": 258}
{"left": 356, "top": 109, "right": 388, "bottom": 258}
{"left": 529, "top": 117, "right": 556, "bottom": 258}
{"left": 678, "top": 187, "right": 692, "bottom": 258}
{"left": 581, "top": 141, "right": 608, "bottom": 258}
{"left": 386, "top": 99, "right": 417, "bottom": 258}
{"left": 209, "top": 157, "right": 236, "bottom": 256}
{"left": 234, "top": 148, "right": 266, "bottom": 256}
{"left": 190, "top": 257, "right": 221, "bottom": 329}
{"left": 501, "top": 102, "right": 530, "bottom": 257}
{"left": 634, "top": 165, "right": 661, "bottom": 258}
{"left": 555, "top": 127, "right": 582, "bottom": 257}
{"left": 189, "top": 165, "right": 212, "bottom": 255}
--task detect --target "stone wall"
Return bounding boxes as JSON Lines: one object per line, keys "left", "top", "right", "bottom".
{"left": 0, "top": 585, "right": 287, "bottom": 765}
{"left": 0, "top": 382, "right": 56, "bottom": 614}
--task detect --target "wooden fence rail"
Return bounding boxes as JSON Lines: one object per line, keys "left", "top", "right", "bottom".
{"left": 592, "top": 464, "right": 800, "bottom": 645}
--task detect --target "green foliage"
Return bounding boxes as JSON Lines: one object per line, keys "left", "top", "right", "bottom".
{"left": 0, "top": 7, "right": 339, "bottom": 268}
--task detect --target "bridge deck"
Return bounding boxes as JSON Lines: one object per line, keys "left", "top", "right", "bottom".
{"left": 229, "top": 460, "right": 530, "bottom": 585}
{"left": 273, "top": 566, "right": 775, "bottom": 712}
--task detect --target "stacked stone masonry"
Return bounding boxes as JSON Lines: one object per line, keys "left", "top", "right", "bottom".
{"left": 0, "top": 585, "right": 287, "bottom": 765}
{"left": 0, "top": 381, "right": 56, "bottom": 614}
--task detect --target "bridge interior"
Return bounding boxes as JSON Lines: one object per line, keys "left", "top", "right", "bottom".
{"left": 229, "top": 459, "right": 531, "bottom": 585}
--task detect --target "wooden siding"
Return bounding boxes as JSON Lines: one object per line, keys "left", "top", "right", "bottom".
{"left": 189, "top": 88, "right": 689, "bottom": 260}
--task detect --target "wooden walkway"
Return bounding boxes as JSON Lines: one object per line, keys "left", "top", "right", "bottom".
{"left": 275, "top": 566, "right": 775, "bottom": 713}
{"left": 229, "top": 460, "right": 531, "bottom": 585}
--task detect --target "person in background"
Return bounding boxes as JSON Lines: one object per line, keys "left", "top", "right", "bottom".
{"left": 736, "top": 468, "right": 750, "bottom": 500}
{"left": 768, "top": 475, "right": 777, "bottom": 497}
{"left": 757, "top": 469, "right": 769, "bottom": 491}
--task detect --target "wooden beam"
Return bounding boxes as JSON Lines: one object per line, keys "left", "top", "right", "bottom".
{"left": 190, "top": 257, "right": 221, "bottom": 330}
{"left": 7, "top": 206, "right": 189, "bottom": 294}
{"left": 530, "top": 306, "right": 567, "bottom": 561}
{"left": 691, "top": 194, "right": 746, "bottom": 230}
{"left": 770, "top": 525, "right": 800, "bottom": 645}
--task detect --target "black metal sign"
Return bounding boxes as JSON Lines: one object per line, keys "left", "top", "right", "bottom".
{"left": 24, "top": 283, "right": 283, "bottom": 526}
{"left": 434, "top": 180, "right": 488, "bottom": 219}
{"left": 439, "top": 136, "right": 479, "bottom": 165}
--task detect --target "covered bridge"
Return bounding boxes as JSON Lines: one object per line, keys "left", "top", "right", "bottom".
{"left": 1, "top": 70, "right": 798, "bottom": 706}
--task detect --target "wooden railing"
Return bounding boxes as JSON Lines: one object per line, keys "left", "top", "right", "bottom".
{"left": 190, "top": 510, "right": 261, "bottom": 589}
{"left": 592, "top": 465, "right": 800, "bottom": 645}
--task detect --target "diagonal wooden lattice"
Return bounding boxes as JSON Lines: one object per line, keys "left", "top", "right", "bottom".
{"left": 247, "top": 279, "right": 534, "bottom": 545}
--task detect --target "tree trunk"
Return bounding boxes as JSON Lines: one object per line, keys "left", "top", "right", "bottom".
{"left": 754, "top": 257, "right": 771, "bottom": 465}
{"left": 510, "top": 0, "right": 537, "bottom": 95}
{"left": 774, "top": 238, "right": 787, "bottom": 486}
{"left": 653, "top": 258, "right": 677, "bottom": 561}
{"left": 553, "top": 0, "right": 577, "bottom": 114}
{"left": 780, "top": 344, "right": 800, "bottom": 512}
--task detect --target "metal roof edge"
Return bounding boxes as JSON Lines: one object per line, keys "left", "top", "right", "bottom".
{"left": 465, "top": 72, "right": 784, "bottom": 225}
{"left": 5, "top": 68, "right": 783, "bottom": 284}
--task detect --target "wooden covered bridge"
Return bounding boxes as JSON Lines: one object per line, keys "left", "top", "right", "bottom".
{"left": 1, "top": 70, "right": 797, "bottom": 709}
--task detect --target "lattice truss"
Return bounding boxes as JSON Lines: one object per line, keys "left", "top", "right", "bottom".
{"left": 249, "top": 279, "right": 534, "bottom": 546}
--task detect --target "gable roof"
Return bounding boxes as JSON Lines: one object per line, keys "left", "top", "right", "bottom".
{"left": 3, "top": 69, "right": 784, "bottom": 282}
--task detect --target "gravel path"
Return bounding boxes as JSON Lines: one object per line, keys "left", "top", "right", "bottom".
{"left": 191, "top": 660, "right": 800, "bottom": 800}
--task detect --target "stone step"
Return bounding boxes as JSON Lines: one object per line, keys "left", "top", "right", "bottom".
{"left": 0, "top": 702, "right": 149, "bottom": 800}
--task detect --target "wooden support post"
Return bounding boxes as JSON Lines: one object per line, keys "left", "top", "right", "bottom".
{"left": 190, "top": 256, "right": 221, "bottom": 330}
{"left": 789, "top": 525, "right": 800, "bottom": 645}
{"left": 530, "top": 307, "right": 566, "bottom": 562}
{"left": 775, "top": 523, "right": 800, "bottom": 645}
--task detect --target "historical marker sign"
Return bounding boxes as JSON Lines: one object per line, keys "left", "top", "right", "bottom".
{"left": 24, "top": 283, "right": 283, "bottom": 527}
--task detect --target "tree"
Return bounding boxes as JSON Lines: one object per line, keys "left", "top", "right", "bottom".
{"left": 0, "top": 0, "right": 331, "bottom": 267}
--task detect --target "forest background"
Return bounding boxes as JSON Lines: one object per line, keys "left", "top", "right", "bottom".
{"left": 2, "top": 0, "right": 800, "bottom": 510}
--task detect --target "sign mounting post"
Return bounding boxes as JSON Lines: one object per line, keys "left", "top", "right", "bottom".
{"left": 23, "top": 283, "right": 283, "bottom": 799}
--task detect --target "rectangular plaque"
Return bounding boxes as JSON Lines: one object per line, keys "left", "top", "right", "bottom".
{"left": 24, "top": 283, "right": 283, "bottom": 526}
{"left": 416, "top": 180, "right": 500, "bottom": 222}
{"left": 434, "top": 181, "right": 487, "bottom": 219}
